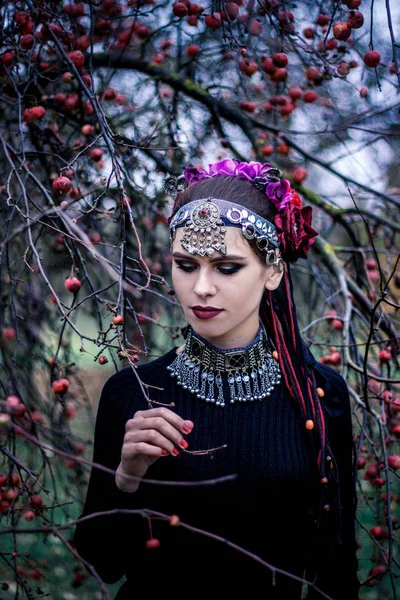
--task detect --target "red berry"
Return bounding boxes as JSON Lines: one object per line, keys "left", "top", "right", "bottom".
{"left": 272, "top": 53, "right": 288, "bottom": 68}
{"left": 369, "top": 526, "right": 388, "bottom": 540}
{"left": 64, "top": 403, "right": 76, "bottom": 419}
{"left": 316, "top": 15, "right": 330, "bottom": 27}
{"left": 82, "top": 124, "right": 95, "bottom": 136}
{"left": 306, "top": 66, "right": 320, "bottom": 81}
{"left": 303, "top": 27, "right": 315, "bottom": 39}
{"left": 30, "top": 495, "right": 44, "bottom": 509}
{"left": 1, "top": 51, "right": 15, "bottom": 66}
{"left": 369, "top": 565, "right": 386, "bottom": 582}
{"left": 113, "top": 315, "right": 124, "bottom": 325}
{"left": 293, "top": 167, "right": 307, "bottom": 184}
{"left": 343, "top": 0, "right": 361, "bottom": 7}
{"left": 333, "top": 21, "right": 352, "bottom": 41}
{"left": 379, "top": 349, "right": 392, "bottom": 363}
{"left": 329, "top": 351, "right": 341, "bottom": 366}
{"left": 332, "top": 319, "right": 343, "bottom": 331}
{"left": 388, "top": 455, "right": 400, "bottom": 470}
{"left": 169, "top": 514, "right": 180, "bottom": 526}
{"left": 261, "top": 58, "right": 276, "bottom": 74}
{"left": 239, "top": 101, "right": 256, "bottom": 113}
{"left": 260, "top": 145, "right": 274, "bottom": 156}
{"left": 356, "top": 457, "right": 367, "bottom": 469}
{"left": 187, "top": 15, "right": 198, "bottom": 26}
{"left": 98, "top": 355, "right": 109, "bottom": 365}
{"left": 360, "top": 87, "right": 369, "bottom": 98}
{"left": 64, "top": 277, "right": 81, "bottom": 293}
{"left": 52, "top": 177, "right": 71, "bottom": 195}
{"left": 347, "top": 11, "right": 364, "bottom": 29}
{"left": 52, "top": 378, "right": 70, "bottom": 395}
{"left": 146, "top": 538, "right": 160, "bottom": 549}
{"left": 249, "top": 20, "right": 263, "bottom": 36}
{"left": 5, "top": 396, "right": 26, "bottom": 418}
{"left": 239, "top": 60, "right": 258, "bottom": 77}
{"left": 103, "top": 88, "right": 116, "bottom": 100}
{"left": 382, "top": 390, "right": 393, "bottom": 404}
{"left": 277, "top": 142, "right": 290, "bottom": 156}
{"left": 205, "top": 13, "right": 222, "bottom": 29}
{"left": 303, "top": 90, "right": 318, "bottom": 103}
{"left": 225, "top": 3, "right": 239, "bottom": 21}
{"left": 186, "top": 44, "right": 200, "bottom": 57}
{"left": 365, "top": 258, "right": 378, "bottom": 270}
{"left": 363, "top": 50, "right": 380, "bottom": 68}
{"left": 23, "top": 510, "right": 36, "bottom": 522}
{"left": 270, "top": 68, "right": 287, "bottom": 82}
{"left": 30, "top": 106, "right": 46, "bottom": 120}
{"left": 337, "top": 62, "right": 350, "bottom": 76}
{"left": 2, "top": 327, "right": 16, "bottom": 341}
{"left": 390, "top": 398, "right": 400, "bottom": 414}
{"left": 74, "top": 442, "right": 85, "bottom": 454}
{"left": 90, "top": 148, "right": 103, "bottom": 162}
{"left": 68, "top": 50, "right": 85, "bottom": 69}
{"left": 20, "top": 34, "right": 35, "bottom": 50}
{"left": 172, "top": 2, "right": 188, "bottom": 18}
{"left": 288, "top": 87, "right": 302, "bottom": 100}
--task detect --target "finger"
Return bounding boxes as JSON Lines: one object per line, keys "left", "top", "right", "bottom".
{"left": 134, "top": 407, "right": 194, "bottom": 435}
{"left": 122, "top": 441, "right": 177, "bottom": 461}
{"left": 126, "top": 422, "right": 188, "bottom": 451}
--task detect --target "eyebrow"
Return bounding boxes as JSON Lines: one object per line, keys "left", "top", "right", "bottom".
{"left": 172, "top": 252, "right": 247, "bottom": 263}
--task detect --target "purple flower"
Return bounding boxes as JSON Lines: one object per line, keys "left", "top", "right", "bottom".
{"left": 208, "top": 159, "right": 238, "bottom": 177}
{"left": 235, "top": 161, "right": 266, "bottom": 180}
{"left": 183, "top": 166, "right": 209, "bottom": 185}
{"left": 265, "top": 179, "right": 291, "bottom": 210}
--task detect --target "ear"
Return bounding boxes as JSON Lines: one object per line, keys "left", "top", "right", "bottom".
{"left": 264, "top": 256, "right": 285, "bottom": 291}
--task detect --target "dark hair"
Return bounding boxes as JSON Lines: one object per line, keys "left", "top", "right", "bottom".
{"left": 171, "top": 175, "right": 341, "bottom": 553}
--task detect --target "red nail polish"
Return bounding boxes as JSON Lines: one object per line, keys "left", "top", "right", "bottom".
{"left": 161, "top": 449, "right": 169, "bottom": 456}
{"left": 172, "top": 447, "right": 180, "bottom": 456}
{"left": 182, "top": 423, "right": 193, "bottom": 434}
{"left": 180, "top": 439, "right": 189, "bottom": 449}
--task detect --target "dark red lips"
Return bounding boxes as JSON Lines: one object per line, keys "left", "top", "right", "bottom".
{"left": 191, "top": 307, "right": 224, "bottom": 320}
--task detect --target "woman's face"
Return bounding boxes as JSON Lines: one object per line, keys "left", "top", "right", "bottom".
{"left": 171, "top": 226, "right": 283, "bottom": 349}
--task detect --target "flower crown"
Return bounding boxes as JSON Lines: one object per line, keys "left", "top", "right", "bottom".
{"left": 165, "top": 159, "right": 318, "bottom": 262}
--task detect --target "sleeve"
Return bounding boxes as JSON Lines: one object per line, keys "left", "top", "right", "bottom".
{"left": 306, "top": 368, "right": 360, "bottom": 600}
{"left": 73, "top": 375, "right": 147, "bottom": 584}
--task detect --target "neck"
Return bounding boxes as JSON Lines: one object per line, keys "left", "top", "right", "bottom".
{"left": 189, "top": 320, "right": 263, "bottom": 352}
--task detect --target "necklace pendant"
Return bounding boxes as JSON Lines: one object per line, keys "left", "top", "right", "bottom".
{"left": 169, "top": 322, "right": 281, "bottom": 407}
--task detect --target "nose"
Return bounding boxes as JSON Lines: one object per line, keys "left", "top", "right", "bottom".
{"left": 193, "top": 267, "right": 217, "bottom": 298}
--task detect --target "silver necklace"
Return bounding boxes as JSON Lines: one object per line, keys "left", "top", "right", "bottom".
{"left": 167, "top": 322, "right": 281, "bottom": 407}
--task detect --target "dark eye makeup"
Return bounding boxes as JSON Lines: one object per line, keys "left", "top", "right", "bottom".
{"left": 174, "top": 261, "right": 243, "bottom": 276}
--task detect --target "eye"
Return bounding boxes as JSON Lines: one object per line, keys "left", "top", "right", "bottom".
{"left": 174, "top": 262, "right": 243, "bottom": 276}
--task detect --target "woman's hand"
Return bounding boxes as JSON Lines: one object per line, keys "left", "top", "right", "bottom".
{"left": 115, "top": 407, "right": 194, "bottom": 492}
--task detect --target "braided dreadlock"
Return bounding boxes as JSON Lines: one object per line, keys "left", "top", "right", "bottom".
{"left": 169, "top": 174, "right": 341, "bottom": 547}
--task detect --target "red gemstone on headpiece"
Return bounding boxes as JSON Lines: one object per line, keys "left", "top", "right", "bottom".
{"left": 200, "top": 208, "right": 208, "bottom": 216}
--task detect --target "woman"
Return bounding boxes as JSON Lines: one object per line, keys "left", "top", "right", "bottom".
{"left": 74, "top": 160, "right": 360, "bottom": 599}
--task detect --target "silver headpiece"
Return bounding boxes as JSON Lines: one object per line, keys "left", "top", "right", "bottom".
{"left": 169, "top": 197, "right": 282, "bottom": 270}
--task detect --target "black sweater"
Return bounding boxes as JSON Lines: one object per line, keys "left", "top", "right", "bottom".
{"left": 74, "top": 345, "right": 360, "bottom": 599}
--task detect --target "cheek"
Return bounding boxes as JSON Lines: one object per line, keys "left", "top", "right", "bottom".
{"left": 171, "top": 268, "right": 187, "bottom": 295}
